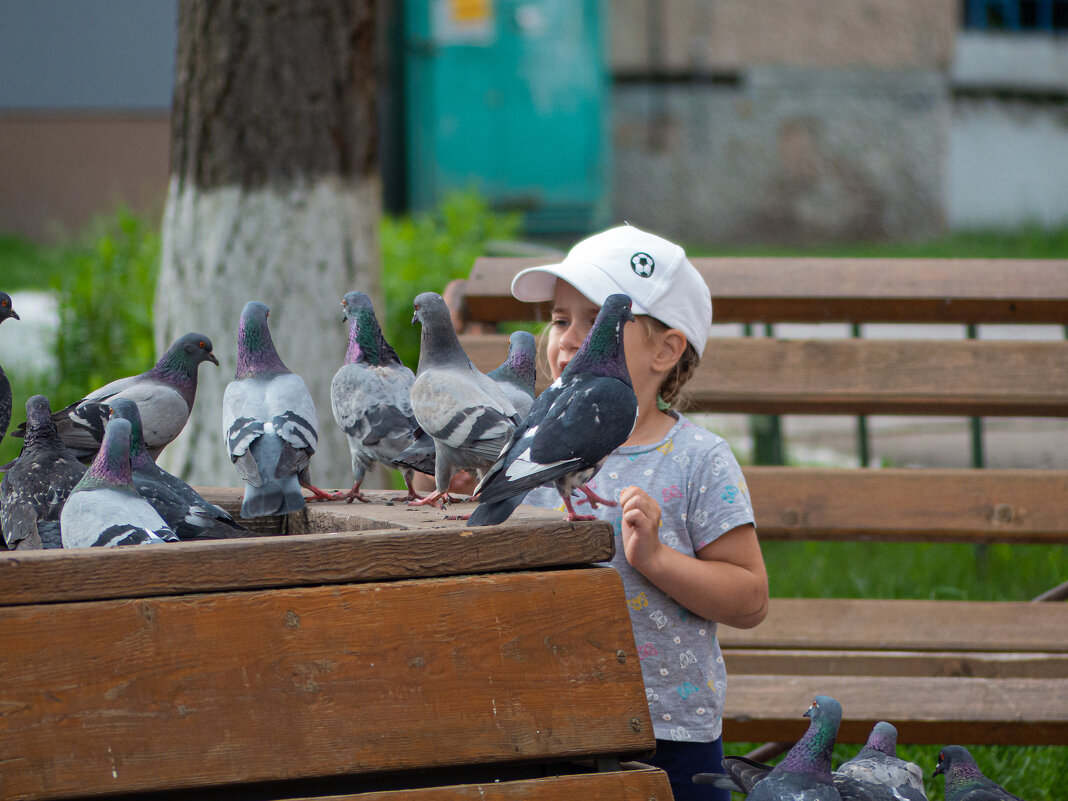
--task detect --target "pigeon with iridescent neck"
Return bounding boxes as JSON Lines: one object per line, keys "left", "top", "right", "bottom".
{"left": 467, "top": 294, "right": 638, "bottom": 527}
{"left": 1, "top": 395, "right": 86, "bottom": 550}
{"left": 223, "top": 300, "right": 329, "bottom": 518}
{"left": 60, "top": 417, "right": 178, "bottom": 548}
{"left": 11, "top": 332, "right": 219, "bottom": 462}
{"left": 838, "top": 722, "right": 926, "bottom": 801}
{"left": 330, "top": 291, "right": 423, "bottom": 502}
{"left": 487, "top": 330, "right": 537, "bottom": 418}
{"left": 407, "top": 292, "right": 520, "bottom": 510}
{"left": 934, "top": 746, "right": 1024, "bottom": 801}
{"left": 108, "top": 398, "right": 250, "bottom": 539}
{"left": 0, "top": 291, "right": 19, "bottom": 447}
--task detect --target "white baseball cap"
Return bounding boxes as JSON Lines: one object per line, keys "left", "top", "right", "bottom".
{"left": 511, "top": 224, "right": 713, "bottom": 358}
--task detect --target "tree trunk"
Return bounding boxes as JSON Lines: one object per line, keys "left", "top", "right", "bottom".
{"left": 156, "top": 0, "right": 380, "bottom": 489}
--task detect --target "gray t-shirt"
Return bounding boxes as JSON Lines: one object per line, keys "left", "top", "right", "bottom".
{"left": 524, "top": 414, "right": 755, "bottom": 742}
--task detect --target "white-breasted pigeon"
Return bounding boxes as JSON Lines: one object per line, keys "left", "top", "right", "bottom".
{"left": 223, "top": 300, "right": 329, "bottom": 518}
{"left": 107, "top": 397, "right": 250, "bottom": 540}
{"left": 467, "top": 293, "right": 638, "bottom": 527}
{"left": 60, "top": 417, "right": 179, "bottom": 548}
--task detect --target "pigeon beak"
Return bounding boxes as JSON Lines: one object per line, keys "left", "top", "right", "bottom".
{"left": 9, "top": 310, "right": 18, "bottom": 321}
{"left": 207, "top": 353, "right": 220, "bottom": 366}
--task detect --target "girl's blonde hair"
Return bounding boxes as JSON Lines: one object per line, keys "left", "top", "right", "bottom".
{"left": 536, "top": 315, "right": 700, "bottom": 411}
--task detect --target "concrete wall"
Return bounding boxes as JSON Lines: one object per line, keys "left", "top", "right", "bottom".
{"left": 607, "top": 0, "right": 957, "bottom": 244}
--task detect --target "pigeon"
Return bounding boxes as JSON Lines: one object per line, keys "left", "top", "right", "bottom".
{"left": 107, "top": 398, "right": 250, "bottom": 540}
{"left": 1, "top": 395, "right": 86, "bottom": 550}
{"left": 223, "top": 300, "right": 330, "bottom": 518}
{"left": 838, "top": 722, "right": 926, "bottom": 801}
{"left": 467, "top": 293, "right": 638, "bottom": 527}
{"left": 329, "top": 291, "right": 423, "bottom": 503}
{"left": 933, "top": 746, "right": 1025, "bottom": 801}
{"left": 695, "top": 695, "right": 845, "bottom": 801}
{"left": 486, "top": 330, "right": 537, "bottom": 419}
{"left": 60, "top": 417, "right": 179, "bottom": 548}
{"left": 406, "top": 292, "right": 521, "bottom": 510}
{"left": 0, "top": 291, "right": 18, "bottom": 446}
{"left": 11, "top": 332, "right": 219, "bottom": 462}
{"left": 703, "top": 755, "right": 906, "bottom": 801}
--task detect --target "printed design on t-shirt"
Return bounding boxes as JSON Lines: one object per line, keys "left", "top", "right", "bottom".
{"left": 676, "top": 682, "right": 700, "bottom": 699}
{"left": 720, "top": 485, "right": 740, "bottom": 503}
{"left": 637, "top": 643, "right": 658, "bottom": 660}
{"left": 669, "top": 726, "right": 692, "bottom": 741}
{"left": 627, "top": 591, "right": 649, "bottom": 610}
{"left": 679, "top": 649, "right": 698, "bottom": 668}
{"left": 711, "top": 455, "right": 729, "bottom": 476}
{"left": 662, "top": 484, "right": 682, "bottom": 503}
{"left": 657, "top": 439, "right": 675, "bottom": 455}
{"left": 649, "top": 609, "right": 668, "bottom": 629}
{"left": 646, "top": 687, "right": 659, "bottom": 702}
{"left": 689, "top": 508, "right": 710, "bottom": 527}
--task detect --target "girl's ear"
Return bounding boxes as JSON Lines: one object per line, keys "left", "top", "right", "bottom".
{"left": 653, "top": 328, "right": 688, "bottom": 372}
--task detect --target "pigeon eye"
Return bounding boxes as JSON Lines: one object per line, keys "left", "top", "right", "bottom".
{"left": 199, "top": 341, "right": 206, "bottom": 349}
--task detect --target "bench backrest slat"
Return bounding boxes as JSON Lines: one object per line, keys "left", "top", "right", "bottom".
{"left": 465, "top": 257, "right": 1068, "bottom": 324}
{"left": 0, "top": 569, "right": 651, "bottom": 800}
{"left": 462, "top": 334, "right": 1068, "bottom": 417}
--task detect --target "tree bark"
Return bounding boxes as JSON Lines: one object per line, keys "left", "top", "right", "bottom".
{"left": 156, "top": 0, "right": 380, "bottom": 489}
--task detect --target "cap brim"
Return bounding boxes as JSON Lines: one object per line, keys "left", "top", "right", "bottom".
{"left": 511, "top": 263, "right": 651, "bottom": 315}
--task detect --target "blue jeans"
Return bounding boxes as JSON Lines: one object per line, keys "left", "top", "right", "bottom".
{"left": 642, "top": 738, "right": 731, "bottom": 801}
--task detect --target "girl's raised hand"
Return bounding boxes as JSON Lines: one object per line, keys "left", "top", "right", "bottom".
{"left": 619, "top": 485, "right": 663, "bottom": 572}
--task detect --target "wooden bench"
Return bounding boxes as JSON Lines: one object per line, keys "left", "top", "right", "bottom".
{"left": 455, "top": 255, "right": 1068, "bottom": 747}
{"left": 0, "top": 495, "right": 670, "bottom": 801}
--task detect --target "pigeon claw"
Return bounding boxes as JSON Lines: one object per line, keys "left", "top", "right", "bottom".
{"left": 575, "top": 484, "right": 617, "bottom": 510}
{"left": 301, "top": 481, "right": 336, "bottom": 503}
{"left": 408, "top": 490, "right": 447, "bottom": 510}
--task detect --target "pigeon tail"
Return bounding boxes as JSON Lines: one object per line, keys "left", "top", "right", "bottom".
{"left": 467, "top": 494, "right": 528, "bottom": 527}
{"left": 241, "top": 433, "right": 306, "bottom": 518}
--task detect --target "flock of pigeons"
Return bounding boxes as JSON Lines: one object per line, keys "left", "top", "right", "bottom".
{"left": 0, "top": 287, "right": 639, "bottom": 549}
{"left": 694, "top": 696, "right": 1027, "bottom": 800}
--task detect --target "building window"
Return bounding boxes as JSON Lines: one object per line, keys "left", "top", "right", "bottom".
{"left": 963, "top": 0, "right": 1068, "bottom": 29}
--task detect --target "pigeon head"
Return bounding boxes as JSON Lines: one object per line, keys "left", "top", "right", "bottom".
{"left": 779, "top": 695, "right": 841, "bottom": 780}
{"left": 560, "top": 293, "right": 634, "bottom": 384}
{"left": 933, "top": 745, "right": 988, "bottom": 784}
{"left": 0, "top": 292, "right": 18, "bottom": 324}
{"left": 412, "top": 292, "right": 468, "bottom": 371}
{"left": 489, "top": 331, "right": 537, "bottom": 396}
{"left": 342, "top": 291, "right": 401, "bottom": 367}
{"left": 150, "top": 333, "right": 219, "bottom": 401}
{"left": 75, "top": 417, "right": 137, "bottom": 494}
{"left": 22, "top": 394, "right": 61, "bottom": 445}
{"left": 235, "top": 301, "right": 289, "bottom": 379}
{"left": 107, "top": 398, "right": 153, "bottom": 469}
{"left": 865, "top": 721, "right": 899, "bottom": 756}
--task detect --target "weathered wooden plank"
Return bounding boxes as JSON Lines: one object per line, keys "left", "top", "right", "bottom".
{"left": 722, "top": 674, "right": 1068, "bottom": 745}
{"left": 465, "top": 256, "right": 1068, "bottom": 324}
{"left": 718, "top": 599, "right": 1068, "bottom": 653}
{"left": 0, "top": 520, "right": 614, "bottom": 607}
{"left": 722, "top": 648, "right": 1068, "bottom": 679}
{"left": 463, "top": 335, "right": 1068, "bottom": 417}
{"left": 745, "top": 467, "right": 1068, "bottom": 543}
{"left": 306, "top": 765, "right": 672, "bottom": 801}
{"left": 0, "top": 570, "right": 652, "bottom": 800}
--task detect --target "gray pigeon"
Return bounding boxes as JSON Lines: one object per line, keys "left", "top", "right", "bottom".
{"left": 107, "top": 398, "right": 251, "bottom": 540}
{"left": 60, "top": 417, "right": 179, "bottom": 548}
{"left": 0, "top": 291, "right": 18, "bottom": 446}
{"left": 467, "top": 294, "right": 638, "bottom": 527}
{"left": 1, "top": 395, "right": 86, "bottom": 550}
{"left": 486, "top": 330, "right": 537, "bottom": 419}
{"left": 12, "top": 332, "right": 219, "bottom": 462}
{"left": 838, "top": 722, "right": 926, "bottom": 801}
{"left": 697, "top": 696, "right": 844, "bottom": 801}
{"left": 933, "top": 746, "right": 1025, "bottom": 801}
{"left": 329, "top": 291, "right": 423, "bottom": 502}
{"left": 406, "top": 292, "right": 520, "bottom": 510}
{"left": 223, "top": 300, "right": 329, "bottom": 518}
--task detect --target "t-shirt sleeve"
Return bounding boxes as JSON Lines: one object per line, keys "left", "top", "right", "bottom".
{"left": 687, "top": 439, "right": 756, "bottom": 551}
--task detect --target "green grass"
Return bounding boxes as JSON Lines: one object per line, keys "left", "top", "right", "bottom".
{"left": 3, "top": 216, "right": 1066, "bottom": 798}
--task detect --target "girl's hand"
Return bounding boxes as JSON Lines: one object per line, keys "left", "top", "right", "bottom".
{"left": 619, "top": 485, "right": 663, "bottom": 572}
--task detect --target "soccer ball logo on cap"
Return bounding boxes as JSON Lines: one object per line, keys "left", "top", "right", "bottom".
{"left": 630, "top": 252, "right": 655, "bottom": 278}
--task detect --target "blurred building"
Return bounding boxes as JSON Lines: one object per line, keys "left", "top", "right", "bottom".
{"left": 1, "top": 0, "right": 1067, "bottom": 244}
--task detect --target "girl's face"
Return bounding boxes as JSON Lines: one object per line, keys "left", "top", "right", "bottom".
{"left": 546, "top": 281, "right": 656, "bottom": 393}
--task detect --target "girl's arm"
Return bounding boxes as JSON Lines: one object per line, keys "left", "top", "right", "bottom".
{"left": 619, "top": 486, "right": 769, "bottom": 629}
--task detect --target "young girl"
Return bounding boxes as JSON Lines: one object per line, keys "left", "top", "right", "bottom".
{"left": 511, "top": 224, "right": 769, "bottom": 801}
